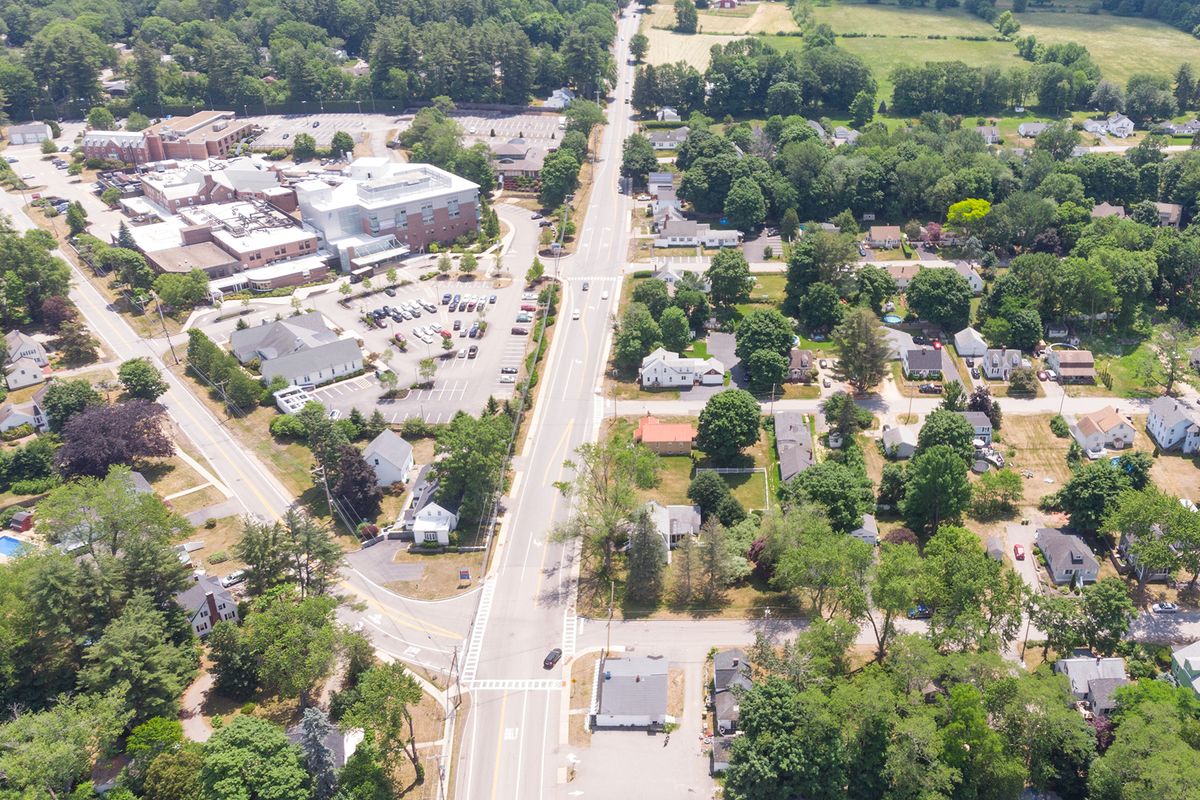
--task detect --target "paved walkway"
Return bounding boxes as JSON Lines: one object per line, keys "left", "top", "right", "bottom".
{"left": 180, "top": 670, "right": 215, "bottom": 742}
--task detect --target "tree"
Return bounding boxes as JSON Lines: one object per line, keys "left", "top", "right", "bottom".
{"left": 967, "top": 384, "right": 1003, "bottom": 429}
{"left": 907, "top": 267, "right": 972, "bottom": 332}
{"left": 1104, "top": 486, "right": 1188, "bottom": 588}
{"left": 630, "top": 33, "right": 649, "bottom": 62}
{"left": 797, "top": 282, "right": 842, "bottom": 334}
{"left": 207, "top": 622, "right": 259, "bottom": 701}
{"left": 1029, "top": 593, "right": 1085, "bottom": 657}
{"left": 696, "top": 390, "right": 761, "bottom": 462}
{"left": 235, "top": 517, "right": 293, "bottom": 597}
{"left": 199, "top": 716, "right": 310, "bottom": 800}
{"left": 67, "top": 202, "right": 89, "bottom": 236}
{"left": 746, "top": 349, "right": 789, "bottom": 392}
{"left": 565, "top": 100, "right": 606, "bottom": 138}
{"left": 81, "top": 592, "right": 195, "bottom": 724}
{"left": 56, "top": 400, "right": 174, "bottom": 478}
{"left": 902, "top": 445, "right": 971, "bottom": 540}
{"left": 625, "top": 507, "right": 666, "bottom": 605}
{"left": 674, "top": 0, "right": 698, "bottom": 33}
{"left": 735, "top": 308, "right": 793, "bottom": 363}
{"left": 865, "top": 542, "right": 923, "bottom": 661}
{"left": 724, "top": 176, "right": 767, "bottom": 232}
{"left": 1034, "top": 121, "right": 1081, "bottom": 161}
{"left": 940, "top": 379, "right": 966, "bottom": 412}
{"left": 124, "top": 717, "right": 184, "bottom": 791}
{"left": 298, "top": 707, "right": 338, "bottom": 800}
{"left": 334, "top": 443, "right": 384, "bottom": 521}
{"left": 972, "top": 469, "right": 1024, "bottom": 518}
{"left": 40, "top": 377, "right": 101, "bottom": 432}
{"left": 849, "top": 90, "right": 875, "bottom": 127}
{"left": 831, "top": 307, "right": 890, "bottom": 392}
{"left": 292, "top": 132, "right": 317, "bottom": 161}
{"left": 418, "top": 357, "right": 436, "bottom": 384}
{"left": 117, "top": 358, "right": 168, "bottom": 400}
{"left": 539, "top": 148, "right": 580, "bottom": 209}
{"left": 41, "top": 295, "right": 77, "bottom": 330}
{"left": 329, "top": 131, "right": 355, "bottom": 158}
{"left": 632, "top": 279, "right": 671, "bottom": 318}
{"left": 688, "top": 469, "right": 745, "bottom": 527}
{"left": 433, "top": 411, "right": 513, "bottom": 524}
{"left": 1139, "top": 322, "right": 1190, "bottom": 394}
{"left": 342, "top": 662, "right": 425, "bottom": 790}
{"left": 923, "top": 525, "right": 1025, "bottom": 652}
{"left": 706, "top": 249, "right": 753, "bottom": 306}
{"left": 1059, "top": 461, "right": 1131, "bottom": 532}
{"left": 853, "top": 265, "right": 897, "bottom": 314}
{"left": 1008, "top": 366, "right": 1039, "bottom": 394}
{"left": 877, "top": 462, "right": 907, "bottom": 509}
{"left": 525, "top": 257, "right": 545, "bottom": 285}
{"left": 280, "top": 510, "right": 345, "bottom": 599}
{"left": 697, "top": 518, "right": 751, "bottom": 603}
{"left": 916, "top": 408, "right": 977, "bottom": 463}
{"left": 56, "top": 320, "right": 100, "bottom": 364}
{"left": 1126, "top": 72, "right": 1178, "bottom": 120}
{"left": 86, "top": 106, "right": 115, "bottom": 130}
{"left": 143, "top": 745, "right": 203, "bottom": 800}
{"left": 822, "top": 391, "right": 873, "bottom": 437}
{"left": 153, "top": 270, "right": 210, "bottom": 309}
{"left": 245, "top": 593, "right": 338, "bottom": 706}
{"left": 1090, "top": 80, "right": 1126, "bottom": 113}
{"left": 658, "top": 306, "right": 692, "bottom": 352}
{"left": 946, "top": 198, "right": 992, "bottom": 235}
{"left": 620, "top": 133, "right": 657, "bottom": 182}
{"left": 781, "top": 459, "right": 874, "bottom": 533}
{"left": 1079, "top": 577, "right": 1135, "bottom": 655}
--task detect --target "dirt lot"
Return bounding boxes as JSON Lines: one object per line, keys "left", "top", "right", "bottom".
{"left": 994, "top": 414, "right": 1074, "bottom": 505}
{"left": 569, "top": 652, "right": 599, "bottom": 747}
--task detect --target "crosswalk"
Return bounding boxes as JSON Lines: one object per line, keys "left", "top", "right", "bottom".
{"left": 560, "top": 275, "right": 621, "bottom": 283}
{"left": 464, "top": 678, "right": 562, "bottom": 692}
{"left": 460, "top": 578, "right": 496, "bottom": 682}
{"left": 561, "top": 610, "right": 578, "bottom": 659}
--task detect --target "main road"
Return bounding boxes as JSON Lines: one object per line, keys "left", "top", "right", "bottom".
{"left": 453, "top": 8, "right": 641, "bottom": 799}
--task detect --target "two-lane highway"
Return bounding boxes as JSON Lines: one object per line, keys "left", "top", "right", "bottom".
{"left": 454, "top": 9, "right": 642, "bottom": 799}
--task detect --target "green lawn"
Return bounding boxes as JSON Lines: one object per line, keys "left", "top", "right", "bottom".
{"left": 683, "top": 339, "right": 709, "bottom": 359}
{"left": 812, "top": 3, "right": 996, "bottom": 37}
{"left": 721, "top": 470, "right": 770, "bottom": 511}
{"left": 749, "top": 274, "right": 787, "bottom": 303}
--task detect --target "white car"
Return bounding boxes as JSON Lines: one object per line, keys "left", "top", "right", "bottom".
{"left": 601, "top": 290, "right": 609, "bottom": 299}
{"left": 499, "top": 375, "right": 516, "bottom": 383}
{"left": 572, "top": 309, "right": 581, "bottom": 320}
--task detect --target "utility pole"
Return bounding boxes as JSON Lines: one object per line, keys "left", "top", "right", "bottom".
{"left": 153, "top": 291, "right": 180, "bottom": 364}
{"left": 312, "top": 463, "right": 354, "bottom": 533}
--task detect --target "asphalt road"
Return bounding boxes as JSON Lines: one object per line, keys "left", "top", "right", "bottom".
{"left": 452, "top": 9, "right": 641, "bottom": 799}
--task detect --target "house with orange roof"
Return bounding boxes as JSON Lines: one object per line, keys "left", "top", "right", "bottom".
{"left": 633, "top": 414, "right": 696, "bottom": 456}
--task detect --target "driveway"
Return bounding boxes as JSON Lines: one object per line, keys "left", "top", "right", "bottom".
{"left": 345, "top": 539, "right": 425, "bottom": 584}
{"left": 742, "top": 233, "right": 782, "bottom": 262}
{"left": 707, "top": 332, "right": 745, "bottom": 388}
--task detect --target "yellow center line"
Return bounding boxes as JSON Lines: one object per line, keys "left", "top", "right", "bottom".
{"left": 339, "top": 582, "right": 463, "bottom": 640}
{"left": 489, "top": 691, "right": 510, "bottom": 800}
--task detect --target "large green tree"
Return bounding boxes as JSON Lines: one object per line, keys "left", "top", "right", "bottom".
{"left": 832, "top": 307, "right": 891, "bottom": 392}
{"left": 906, "top": 267, "right": 973, "bottom": 332}
{"left": 902, "top": 445, "right": 972, "bottom": 540}
{"left": 696, "top": 390, "right": 761, "bottom": 462}
{"left": 199, "top": 715, "right": 310, "bottom": 800}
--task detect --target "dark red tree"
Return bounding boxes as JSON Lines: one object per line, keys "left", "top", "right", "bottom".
{"left": 55, "top": 400, "right": 174, "bottom": 477}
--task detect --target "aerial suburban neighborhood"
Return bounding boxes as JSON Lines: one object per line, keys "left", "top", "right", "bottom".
{"left": 3, "top": 0, "right": 1200, "bottom": 798}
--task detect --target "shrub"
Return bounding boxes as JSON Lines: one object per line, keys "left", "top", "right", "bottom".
{"left": 1, "top": 423, "right": 34, "bottom": 441}
{"left": 240, "top": 702, "right": 257, "bottom": 715}
{"left": 1049, "top": 415, "right": 1069, "bottom": 437}
{"left": 204, "top": 518, "right": 217, "bottom": 529}
{"left": 269, "top": 414, "right": 307, "bottom": 439}
{"left": 11, "top": 477, "right": 59, "bottom": 495}
{"left": 208, "top": 551, "right": 229, "bottom": 564}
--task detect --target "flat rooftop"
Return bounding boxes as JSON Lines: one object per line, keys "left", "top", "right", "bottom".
{"left": 149, "top": 242, "right": 240, "bottom": 273}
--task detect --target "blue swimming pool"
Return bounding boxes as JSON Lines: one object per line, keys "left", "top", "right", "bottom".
{"left": 882, "top": 314, "right": 903, "bottom": 324}
{"left": 0, "top": 535, "right": 27, "bottom": 557}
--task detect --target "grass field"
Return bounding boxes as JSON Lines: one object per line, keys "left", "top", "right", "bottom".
{"left": 648, "top": 0, "right": 799, "bottom": 34}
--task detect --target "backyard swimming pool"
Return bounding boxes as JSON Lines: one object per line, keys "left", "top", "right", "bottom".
{"left": 0, "top": 536, "right": 28, "bottom": 557}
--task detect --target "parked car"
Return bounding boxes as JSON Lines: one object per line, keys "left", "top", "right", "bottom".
{"left": 442, "top": 293, "right": 452, "bottom": 304}
{"left": 819, "top": 359, "right": 828, "bottom": 369}
{"left": 515, "top": 313, "right": 533, "bottom": 323}
{"left": 918, "top": 383, "right": 941, "bottom": 394}
{"left": 907, "top": 605, "right": 932, "bottom": 620}
{"left": 467, "top": 345, "right": 478, "bottom": 358}
{"left": 220, "top": 570, "right": 246, "bottom": 588}
{"left": 582, "top": 282, "right": 590, "bottom": 291}
{"left": 822, "top": 378, "right": 831, "bottom": 388}
{"left": 1037, "top": 371, "right": 1048, "bottom": 381}
{"left": 384, "top": 287, "right": 396, "bottom": 296}
{"left": 489, "top": 294, "right": 497, "bottom": 304}
{"left": 511, "top": 326, "right": 529, "bottom": 335}
{"left": 1152, "top": 602, "right": 1180, "bottom": 614}
{"left": 913, "top": 336, "right": 929, "bottom": 346}
{"left": 932, "top": 340, "right": 942, "bottom": 350}
{"left": 453, "top": 293, "right": 461, "bottom": 305}
{"left": 531, "top": 213, "right": 543, "bottom": 220}
{"left": 543, "top": 648, "right": 563, "bottom": 669}
{"left": 500, "top": 366, "right": 519, "bottom": 374}
{"left": 453, "top": 320, "right": 462, "bottom": 331}
{"left": 1013, "top": 544, "right": 1025, "bottom": 560}
{"left": 970, "top": 368, "right": 981, "bottom": 379}
{"left": 520, "top": 303, "right": 536, "bottom": 312}
{"left": 327, "top": 409, "right": 341, "bottom": 420}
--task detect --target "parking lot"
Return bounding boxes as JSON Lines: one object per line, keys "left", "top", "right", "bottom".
{"left": 249, "top": 112, "right": 392, "bottom": 150}
{"left": 393, "top": 110, "right": 563, "bottom": 151}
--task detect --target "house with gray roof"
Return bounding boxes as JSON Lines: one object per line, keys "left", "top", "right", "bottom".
{"left": 1147, "top": 395, "right": 1200, "bottom": 454}
{"left": 363, "top": 429, "right": 414, "bottom": 486}
{"left": 229, "top": 312, "right": 362, "bottom": 387}
{"left": 852, "top": 513, "right": 879, "bottom": 546}
{"left": 1018, "top": 122, "right": 1049, "bottom": 137}
{"left": 976, "top": 125, "right": 1001, "bottom": 144}
{"left": 648, "top": 126, "right": 690, "bottom": 151}
{"left": 959, "top": 411, "right": 993, "bottom": 444}
{"left": 881, "top": 425, "right": 918, "bottom": 459}
{"left": 774, "top": 411, "right": 815, "bottom": 484}
{"left": 174, "top": 574, "right": 239, "bottom": 638}
{"left": 594, "top": 655, "right": 669, "bottom": 729}
{"left": 645, "top": 499, "right": 701, "bottom": 559}
{"left": 712, "top": 648, "right": 752, "bottom": 734}
{"left": 901, "top": 347, "right": 953, "bottom": 379}
{"left": 1054, "top": 655, "right": 1128, "bottom": 713}
{"left": 1171, "top": 640, "right": 1200, "bottom": 698}
{"left": 1035, "top": 528, "right": 1100, "bottom": 585}
{"left": 982, "top": 348, "right": 1022, "bottom": 381}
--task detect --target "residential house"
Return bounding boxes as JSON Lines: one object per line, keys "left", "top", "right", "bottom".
{"left": 901, "top": 348, "right": 952, "bottom": 379}
{"left": 852, "top": 514, "right": 879, "bottom": 546}
{"left": 1170, "top": 640, "right": 1200, "bottom": 697}
{"left": 229, "top": 312, "right": 363, "bottom": 388}
{"left": 1117, "top": 525, "right": 1175, "bottom": 583}
{"left": 976, "top": 125, "right": 1001, "bottom": 144}
{"left": 950, "top": 261, "right": 984, "bottom": 294}
{"left": 1045, "top": 349, "right": 1096, "bottom": 383}
{"left": 286, "top": 723, "right": 364, "bottom": 769}
{"left": 958, "top": 411, "right": 994, "bottom": 445}
{"left": 833, "top": 126, "right": 860, "bottom": 144}
{"left": 645, "top": 499, "right": 702, "bottom": 553}
{"left": 649, "top": 263, "right": 709, "bottom": 293}
{"left": 1035, "top": 528, "right": 1100, "bottom": 585}
{"left": 648, "top": 126, "right": 689, "bottom": 151}
{"left": 656, "top": 107, "right": 681, "bottom": 122}
{"left": 1091, "top": 201, "right": 1127, "bottom": 219}
{"left": 885, "top": 264, "right": 921, "bottom": 290}
{"left": 1017, "top": 122, "right": 1049, "bottom": 137}
{"left": 413, "top": 502, "right": 458, "bottom": 546}
{"left": 1106, "top": 114, "right": 1135, "bottom": 137}
{"left": 638, "top": 348, "right": 725, "bottom": 388}
{"left": 712, "top": 649, "right": 752, "bottom": 735}
{"left": 648, "top": 172, "right": 674, "bottom": 196}
{"left": 7, "top": 122, "right": 52, "bottom": 145}
{"left": 1158, "top": 119, "right": 1200, "bottom": 136}
{"left": 982, "top": 348, "right": 1023, "bottom": 381}
{"left": 633, "top": 414, "right": 696, "bottom": 456}
{"left": 593, "top": 655, "right": 669, "bottom": 729}
{"left": 5, "top": 330, "right": 49, "bottom": 387}
{"left": 953, "top": 327, "right": 988, "bottom": 358}
{"left": 867, "top": 225, "right": 903, "bottom": 248}
{"left": 806, "top": 120, "right": 828, "bottom": 141}
{"left": 881, "top": 426, "right": 918, "bottom": 459}
{"left": 174, "top": 575, "right": 239, "bottom": 638}
{"left": 1054, "top": 656, "right": 1129, "bottom": 714}
{"left": 774, "top": 411, "right": 815, "bottom": 485}
{"left": 787, "top": 348, "right": 815, "bottom": 382}
{"left": 1069, "top": 406, "right": 1135, "bottom": 453}
{"left": 711, "top": 736, "right": 735, "bottom": 775}
{"left": 362, "top": 429, "right": 414, "bottom": 487}
{"left": 1147, "top": 395, "right": 1200, "bottom": 454}
{"left": 653, "top": 218, "right": 741, "bottom": 248}
{"left": 653, "top": 187, "right": 681, "bottom": 216}
{"left": 1083, "top": 119, "right": 1107, "bottom": 136}
{"left": 543, "top": 87, "right": 575, "bottom": 110}
{"left": 5, "top": 358, "right": 45, "bottom": 391}
{"left": 0, "top": 402, "right": 40, "bottom": 434}
{"left": 1154, "top": 202, "right": 1183, "bottom": 228}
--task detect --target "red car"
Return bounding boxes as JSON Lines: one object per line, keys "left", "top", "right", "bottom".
{"left": 932, "top": 340, "right": 942, "bottom": 350}
{"left": 1013, "top": 544, "right": 1025, "bottom": 560}
{"left": 520, "top": 303, "right": 537, "bottom": 312}
{"left": 440, "top": 329, "right": 452, "bottom": 339}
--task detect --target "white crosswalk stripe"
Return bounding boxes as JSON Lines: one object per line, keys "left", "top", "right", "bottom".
{"left": 464, "top": 679, "right": 562, "bottom": 691}
{"left": 460, "top": 578, "right": 496, "bottom": 682}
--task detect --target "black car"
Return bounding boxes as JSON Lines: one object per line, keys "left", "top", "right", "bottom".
{"left": 453, "top": 320, "right": 462, "bottom": 330}
{"left": 543, "top": 648, "right": 563, "bottom": 669}
{"left": 442, "top": 293, "right": 452, "bottom": 304}
{"left": 500, "top": 366, "right": 518, "bottom": 374}
{"left": 907, "top": 605, "right": 932, "bottom": 620}
{"left": 467, "top": 345, "right": 478, "bottom": 358}
{"left": 511, "top": 326, "right": 529, "bottom": 335}
{"left": 913, "top": 335, "right": 929, "bottom": 346}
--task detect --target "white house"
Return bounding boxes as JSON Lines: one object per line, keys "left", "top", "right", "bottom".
{"left": 1106, "top": 114, "right": 1135, "bottom": 138}
{"left": 1069, "top": 406, "right": 1135, "bottom": 454}
{"left": 0, "top": 402, "right": 41, "bottom": 433}
{"left": 648, "top": 127, "right": 689, "bottom": 151}
{"left": 5, "top": 358, "right": 45, "bottom": 390}
{"left": 173, "top": 575, "right": 239, "bottom": 638}
{"left": 638, "top": 347, "right": 724, "bottom": 388}
{"left": 982, "top": 348, "right": 1022, "bottom": 381}
{"left": 5, "top": 331, "right": 49, "bottom": 367}
{"left": 950, "top": 262, "right": 984, "bottom": 294}
{"left": 1147, "top": 395, "right": 1200, "bottom": 454}
{"left": 1055, "top": 656, "right": 1128, "bottom": 713}
{"left": 953, "top": 327, "right": 987, "bottom": 358}
{"left": 650, "top": 264, "right": 710, "bottom": 293}
{"left": 229, "top": 312, "right": 363, "bottom": 388}
{"left": 362, "top": 429, "right": 414, "bottom": 487}
{"left": 866, "top": 226, "right": 902, "bottom": 248}
{"left": 7, "top": 122, "right": 52, "bottom": 145}
{"left": 413, "top": 502, "right": 458, "bottom": 546}
{"left": 959, "top": 411, "right": 993, "bottom": 445}
{"left": 881, "top": 426, "right": 918, "bottom": 459}
{"left": 653, "top": 218, "right": 741, "bottom": 248}
{"left": 593, "top": 655, "right": 669, "bottom": 729}
{"left": 1035, "top": 528, "right": 1100, "bottom": 585}
{"left": 851, "top": 514, "right": 879, "bottom": 546}
{"left": 645, "top": 499, "right": 702, "bottom": 558}
{"left": 1018, "top": 122, "right": 1049, "bottom": 137}
{"left": 901, "top": 348, "right": 952, "bottom": 379}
